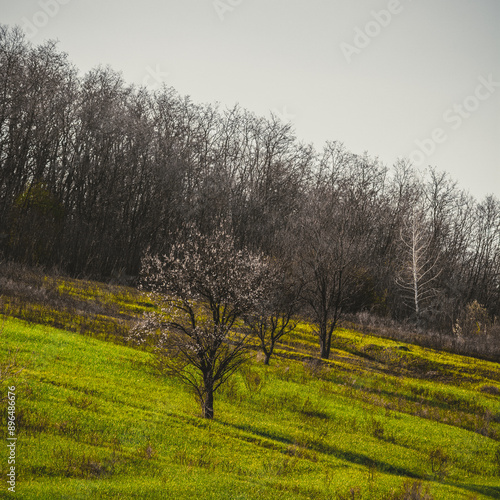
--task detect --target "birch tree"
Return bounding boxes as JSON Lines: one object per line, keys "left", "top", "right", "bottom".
{"left": 396, "top": 211, "right": 441, "bottom": 325}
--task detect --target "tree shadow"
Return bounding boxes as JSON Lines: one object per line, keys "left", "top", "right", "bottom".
{"left": 217, "top": 419, "right": 500, "bottom": 498}
{"left": 446, "top": 482, "right": 500, "bottom": 499}
{"left": 217, "top": 419, "right": 420, "bottom": 478}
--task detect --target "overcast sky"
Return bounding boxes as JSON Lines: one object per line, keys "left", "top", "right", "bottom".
{"left": 2, "top": 0, "right": 499, "bottom": 199}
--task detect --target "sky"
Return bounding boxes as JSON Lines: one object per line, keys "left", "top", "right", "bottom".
{"left": 1, "top": 0, "right": 499, "bottom": 200}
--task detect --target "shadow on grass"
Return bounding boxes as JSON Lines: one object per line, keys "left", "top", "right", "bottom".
{"left": 447, "top": 482, "right": 500, "bottom": 499}
{"left": 217, "top": 419, "right": 500, "bottom": 498}
{"left": 217, "top": 420, "right": 421, "bottom": 479}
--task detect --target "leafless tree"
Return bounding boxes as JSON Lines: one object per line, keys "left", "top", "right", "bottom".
{"left": 244, "top": 262, "right": 301, "bottom": 365}
{"left": 1, "top": 25, "right": 498, "bottom": 333}
{"left": 292, "top": 144, "right": 386, "bottom": 358}
{"left": 396, "top": 210, "right": 442, "bottom": 325}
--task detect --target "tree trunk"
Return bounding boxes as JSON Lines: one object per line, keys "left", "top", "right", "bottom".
{"left": 202, "top": 379, "right": 214, "bottom": 419}
{"left": 320, "top": 342, "right": 330, "bottom": 359}
{"left": 263, "top": 343, "right": 274, "bottom": 365}
{"left": 319, "top": 327, "right": 330, "bottom": 359}
{"left": 319, "top": 321, "right": 334, "bottom": 359}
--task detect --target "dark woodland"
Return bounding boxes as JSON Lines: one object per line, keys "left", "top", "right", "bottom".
{"left": 1, "top": 25, "right": 499, "bottom": 348}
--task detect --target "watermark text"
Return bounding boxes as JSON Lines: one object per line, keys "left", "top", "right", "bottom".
{"left": 21, "top": 0, "right": 72, "bottom": 39}
{"left": 340, "top": 0, "right": 410, "bottom": 64}
{"left": 213, "top": 0, "right": 243, "bottom": 22}
{"left": 409, "top": 74, "right": 499, "bottom": 165}
{"left": 6, "top": 386, "right": 17, "bottom": 493}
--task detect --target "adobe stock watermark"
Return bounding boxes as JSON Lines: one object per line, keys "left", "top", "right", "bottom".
{"left": 142, "top": 65, "right": 169, "bottom": 91}
{"left": 21, "top": 0, "right": 72, "bottom": 39}
{"left": 340, "top": 0, "right": 410, "bottom": 64}
{"left": 6, "top": 386, "right": 17, "bottom": 493}
{"left": 409, "top": 74, "right": 499, "bottom": 166}
{"left": 272, "top": 106, "right": 295, "bottom": 124}
{"left": 213, "top": 0, "right": 243, "bottom": 22}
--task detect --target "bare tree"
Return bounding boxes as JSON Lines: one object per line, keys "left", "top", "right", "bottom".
{"left": 244, "top": 263, "right": 301, "bottom": 365}
{"left": 2, "top": 26, "right": 498, "bottom": 334}
{"left": 291, "top": 144, "right": 382, "bottom": 359}
{"left": 396, "top": 210, "right": 441, "bottom": 325}
{"left": 129, "top": 224, "right": 269, "bottom": 419}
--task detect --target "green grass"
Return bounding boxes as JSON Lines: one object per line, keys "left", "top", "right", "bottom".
{"left": 1, "top": 275, "right": 500, "bottom": 499}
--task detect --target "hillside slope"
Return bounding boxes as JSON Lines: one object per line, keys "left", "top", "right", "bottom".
{"left": 0, "top": 275, "right": 499, "bottom": 499}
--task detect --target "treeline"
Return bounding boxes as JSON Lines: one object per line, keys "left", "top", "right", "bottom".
{"left": 1, "top": 25, "right": 499, "bottom": 334}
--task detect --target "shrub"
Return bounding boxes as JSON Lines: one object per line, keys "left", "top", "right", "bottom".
{"left": 369, "top": 418, "right": 385, "bottom": 440}
{"left": 240, "top": 365, "right": 266, "bottom": 393}
{"left": 429, "top": 447, "right": 449, "bottom": 480}
{"left": 454, "top": 301, "right": 491, "bottom": 337}
{"left": 336, "top": 486, "right": 362, "bottom": 500}
{"left": 286, "top": 438, "right": 317, "bottom": 462}
{"left": 137, "top": 439, "right": 157, "bottom": 460}
{"left": 387, "top": 479, "right": 434, "bottom": 500}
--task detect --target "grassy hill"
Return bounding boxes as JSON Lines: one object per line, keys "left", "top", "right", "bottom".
{"left": 1, "top": 270, "right": 499, "bottom": 499}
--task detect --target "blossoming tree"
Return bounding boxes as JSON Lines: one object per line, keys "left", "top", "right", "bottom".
{"left": 130, "top": 224, "right": 269, "bottom": 419}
